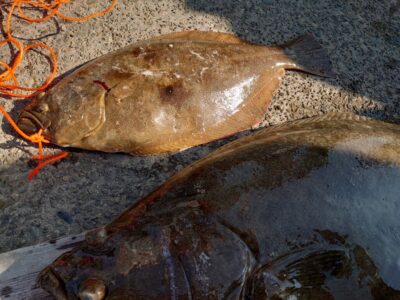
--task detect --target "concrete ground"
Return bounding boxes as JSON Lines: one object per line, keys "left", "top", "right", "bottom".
{"left": 0, "top": 0, "right": 399, "bottom": 253}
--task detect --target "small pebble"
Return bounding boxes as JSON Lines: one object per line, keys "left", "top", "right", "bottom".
{"left": 57, "top": 211, "right": 74, "bottom": 224}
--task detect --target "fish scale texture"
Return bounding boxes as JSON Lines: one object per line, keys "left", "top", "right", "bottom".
{"left": 0, "top": 0, "right": 399, "bottom": 252}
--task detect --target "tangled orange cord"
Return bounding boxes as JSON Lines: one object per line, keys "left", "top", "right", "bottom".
{"left": 0, "top": 0, "right": 117, "bottom": 179}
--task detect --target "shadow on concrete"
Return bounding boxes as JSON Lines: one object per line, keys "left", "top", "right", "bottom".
{"left": 0, "top": 133, "right": 237, "bottom": 252}
{"left": 0, "top": 3, "right": 61, "bottom": 41}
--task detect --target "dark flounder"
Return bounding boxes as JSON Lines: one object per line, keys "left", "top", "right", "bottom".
{"left": 39, "top": 113, "right": 400, "bottom": 299}
{"left": 17, "top": 31, "right": 334, "bottom": 155}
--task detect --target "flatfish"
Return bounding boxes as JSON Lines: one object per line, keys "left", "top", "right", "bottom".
{"left": 17, "top": 31, "right": 334, "bottom": 155}
{"left": 39, "top": 113, "right": 400, "bottom": 299}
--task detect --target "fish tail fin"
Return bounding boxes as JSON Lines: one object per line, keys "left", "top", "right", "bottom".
{"left": 281, "top": 33, "right": 335, "bottom": 78}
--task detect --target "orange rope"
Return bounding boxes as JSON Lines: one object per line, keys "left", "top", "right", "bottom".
{"left": 28, "top": 151, "right": 69, "bottom": 180}
{"left": 0, "top": 106, "right": 48, "bottom": 143}
{"left": 0, "top": 0, "right": 117, "bottom": 178}
{"left": 0, "top": 0, "right": 118, "bottom": 98}
{"left": 0, "top": 105, "right": 69, "bottom": 180}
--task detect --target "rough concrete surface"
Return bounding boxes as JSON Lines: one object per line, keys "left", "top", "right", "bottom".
{"left": 0, "top": 0, "right": 399, "bottom": 252}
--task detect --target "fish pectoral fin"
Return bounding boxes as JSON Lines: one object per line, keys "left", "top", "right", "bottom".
{"left": 150, "top": 30, "right": 246, "bottom": 44}
{"left": 246, "top": 246, "right": 351, "bottom": 299}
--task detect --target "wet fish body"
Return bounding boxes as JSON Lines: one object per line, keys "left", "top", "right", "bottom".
{"left": 18, "top": 31, "right": 333, "bottom": 154}
{"left": 39, "top": 113, "right": 400, "bottom": 299}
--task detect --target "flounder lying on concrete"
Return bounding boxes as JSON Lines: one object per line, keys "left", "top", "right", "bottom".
{"left": 39, "top": 113, "right": 400, "bottom": 299}
{"left": 17, "top": 31, "right": 333, "bottom": 155}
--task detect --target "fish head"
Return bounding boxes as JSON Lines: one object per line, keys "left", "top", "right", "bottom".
{"left": 38, "top": 225, "right": 189, "bottom": 299}
{"left": 17, "top": 92, "right": 52, "bottom": 136}
{"left": 17, "top": 79, "right": 106, "bottom": 147}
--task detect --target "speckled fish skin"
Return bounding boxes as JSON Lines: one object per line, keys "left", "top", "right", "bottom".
{"left": 17, "top": 31, "right": 333, "bottom": 155}
{"left": 38, "top": 113, "right": 400, "bottom": 299}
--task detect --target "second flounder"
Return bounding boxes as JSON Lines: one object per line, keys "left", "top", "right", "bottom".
{"left": 18, "top": 31, "right": 334, "bottom": 154}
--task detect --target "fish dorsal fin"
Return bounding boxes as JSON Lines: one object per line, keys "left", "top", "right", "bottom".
{"left": 151, "top": 30, "right": 246, "bottom": 44}
{"left": 207, "top": 113, "right": 399, "bottom": 158}
{"left": 263, "top": 112, "right": 400, "bottom": 132}
{"left": 266, "top": 112, "right": 372, "bottom": 130}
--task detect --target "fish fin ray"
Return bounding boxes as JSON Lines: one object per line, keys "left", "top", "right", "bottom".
{"left": 151, "top": 30, "right": 245, "bottom": 44}
{"left": 206, "top": 112, "right": 398, "bottom": 157}
{"left": 282, "top": 33, "right": 335, "bottom": 78}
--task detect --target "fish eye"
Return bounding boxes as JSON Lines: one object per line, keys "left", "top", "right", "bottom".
{"left": 36, "top": 102, "right": 49, "bottom": 113}
{"left": 85, "top": 227, "right": 108, "bottom": 248}
{"left": 37, "top": 91, "right": 46, "bottom": 99}
{"left": 83, "top": 227, "right": 114, "bottom": 255}
{"left": 78, "top": 278, "right": 106, "bottom": 300}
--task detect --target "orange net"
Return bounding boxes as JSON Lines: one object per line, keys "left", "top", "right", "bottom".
{"left": 0, "top": 0, "right": 118, "bottom": 179}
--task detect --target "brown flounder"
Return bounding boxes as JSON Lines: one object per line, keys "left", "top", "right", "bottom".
{"left": 17, "top": 31, "right": 334, "bottom": 154}
{"left": 39, "top": 113, "right": 400, "bottom": 299}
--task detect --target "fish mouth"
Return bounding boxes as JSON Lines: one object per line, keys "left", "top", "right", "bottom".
{"left": 17, "top": 110, "right": 50, "bottom": 136}
{"left": 37, "top": 266, "right": 68, "bottom": 300}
